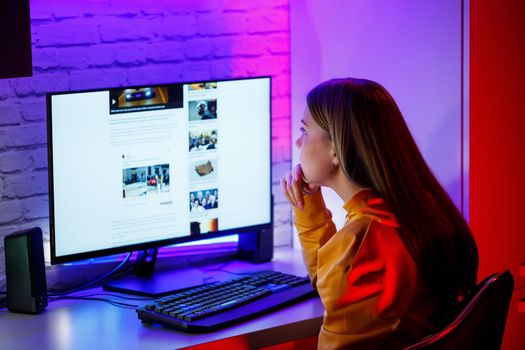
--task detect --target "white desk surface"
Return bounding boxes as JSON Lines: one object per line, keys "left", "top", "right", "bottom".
{"left": 0, "top": 247, "right": 324, "bottom": 350}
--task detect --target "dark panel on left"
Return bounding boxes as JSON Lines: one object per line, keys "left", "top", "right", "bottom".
{"left": 0, "top": 0, "right": 32, "bottom": 79}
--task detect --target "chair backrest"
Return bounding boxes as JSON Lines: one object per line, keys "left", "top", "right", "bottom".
{"left": 405, "top": 270, "right": 514, "bottom": 350}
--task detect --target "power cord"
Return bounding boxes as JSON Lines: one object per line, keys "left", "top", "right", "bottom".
{"left": 193, "top": 260, "right": 254, "bottom": 284}
{"left": 197, "top": 260, "right": 255, "bottom": 277}
{"left": 48, "top": 252, "right": 132, "bottom": 296}
{"left": 70, "top": 292, "right": 152, "bottom": 301}
{"left": 206, "top": 268, "right": 254, "bottom": 276}
{"left": 48, "top": 295, "right": 139, "bottom": 310}
{"left": 0, "top": 291, "right": 153, "bottom": 311}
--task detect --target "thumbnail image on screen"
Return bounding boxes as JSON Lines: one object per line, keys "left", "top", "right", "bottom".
{"left": 188, "top": 99, "right": 217, "bottom": 121}
{"left": 117, "top": 87, "right": 167, "bottom": 107}
{"left": 190, "top": 218, "right": 218, "bottom": 236}
{"left": 189, "top": 129, "right": 217, "bottom": 152}
{"left": 189, "top": 159, "right": 217, "bottom": 183}
{"left": 189, "top": 188, "right": 218, "bottom": 212}
{"left": 188, "top": 82, "right": 217, "bottom": 91}
{"left": 122, "top": 164, "right": 170, "bottom": 198}
{"left": 109, "top": 84, "right": 183, "bottom": 114}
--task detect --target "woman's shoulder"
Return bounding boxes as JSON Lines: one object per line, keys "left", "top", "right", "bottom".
{"left": 365, "top": 219, "right": 411, "bottom": 260}
{"left": 345, "top": 190, "right": 399, "bottom": 229}
{"left": 342, "top": 219, "right": 418, "bottom": 318}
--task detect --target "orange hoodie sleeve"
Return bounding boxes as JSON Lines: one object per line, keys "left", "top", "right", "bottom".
{"left": 293, "top": 190, "right": 337, "bottom": 287}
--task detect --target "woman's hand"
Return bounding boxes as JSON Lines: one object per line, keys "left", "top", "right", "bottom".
{"left": 280, "top": 164, "right": 319, "bottom": 211}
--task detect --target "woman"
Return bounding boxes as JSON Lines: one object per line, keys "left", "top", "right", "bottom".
{"left": 281, "top": 78, "right": 478, "bottom": 349}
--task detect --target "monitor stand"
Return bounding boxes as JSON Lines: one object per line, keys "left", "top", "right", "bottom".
{"left": 103, "top": 268, "right": 207, "bottom": 297}
{"left": 103, "top": 227, "right": 274, "bottom": 297}
{"left": 103, "top": 248, "right": 211, "bottom": 297}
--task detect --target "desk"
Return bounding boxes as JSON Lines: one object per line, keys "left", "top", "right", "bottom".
{"left": 0, "top": 248, "right": 324, "bottom": 350}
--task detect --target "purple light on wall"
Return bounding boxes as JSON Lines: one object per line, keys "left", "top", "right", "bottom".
{"left": 0, "top": 0, "right": 294, "bottom": 277}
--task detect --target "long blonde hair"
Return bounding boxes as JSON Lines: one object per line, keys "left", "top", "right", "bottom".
{"left": 307, "top": 78, "right": 478, "bottom": 322}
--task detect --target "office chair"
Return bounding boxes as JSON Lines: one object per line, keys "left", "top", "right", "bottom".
{"left": 405, "top": 270, "right": 514, "bottom": 350}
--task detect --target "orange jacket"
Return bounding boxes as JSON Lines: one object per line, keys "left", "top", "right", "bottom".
{"left": 294, "top": 189, "right": 436, "bottom": 349}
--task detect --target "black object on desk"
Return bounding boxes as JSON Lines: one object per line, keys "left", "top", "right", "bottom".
{"left": 0, "top": 0, "right": 32, "bottom": 79}
{"left": 4, "top": 227, "right": 48, "bottom": 314}
{"left": 137, "top": 270, "right": 317, "bottom": 332}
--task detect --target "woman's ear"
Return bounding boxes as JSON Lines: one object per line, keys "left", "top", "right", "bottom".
{"left": 330, "top": 142, "right": 340, "bottom": 166}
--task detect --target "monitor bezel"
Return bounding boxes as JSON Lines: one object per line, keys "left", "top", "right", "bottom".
{"left": 47, "top": 76, "right": 273, "bottom": 265}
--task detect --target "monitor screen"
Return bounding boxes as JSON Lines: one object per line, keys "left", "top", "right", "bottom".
{"left": 47, "top": 77, "right": 271, "bottom": 264}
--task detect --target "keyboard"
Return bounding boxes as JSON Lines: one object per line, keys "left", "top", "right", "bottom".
{"left": 136, "top": 270, "right": 317, "bottom": 332}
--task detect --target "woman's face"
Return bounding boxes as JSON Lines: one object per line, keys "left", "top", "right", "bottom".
{"left": 295, "top": 108, "right": 335, "bottom": 185}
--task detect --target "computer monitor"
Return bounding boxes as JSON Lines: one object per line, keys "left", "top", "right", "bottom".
{"left": 47, "top": 77, "right": 272, "bottom": 294}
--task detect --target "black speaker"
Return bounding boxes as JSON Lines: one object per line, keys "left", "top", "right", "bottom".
{"left": 4, "top": 227, "right": 47, "bottom": 314}
{"left": 237, "top": 227, "right": 274, "bottom": 263}
{"left": 0, "top": 0, "right": 33, "bottom": 79}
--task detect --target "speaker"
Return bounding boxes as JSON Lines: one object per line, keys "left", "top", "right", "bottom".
{"left": 4, "top": 227, "right": 47, "bottom": 314}
{"left": 237, "top": 227, "right": 274, "bottom": 263}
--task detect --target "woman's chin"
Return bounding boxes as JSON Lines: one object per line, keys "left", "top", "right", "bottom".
{"left": 301, "top": 174, "right": 312, "bottom": 184}
{"left": 302, "top": 175, "right": 321, "bottom": 187}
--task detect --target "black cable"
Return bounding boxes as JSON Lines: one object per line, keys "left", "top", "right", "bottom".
{"left": 188, "top": 260, "right": 234, "bottom": 284}
{"left": 49, "top": 295, "right": 137, "bottom": 308}
{"left": 49, "top": 295, "right": 138, "bottom": 309}
{"left": 0, "top": 293, "right": 145, "bottom": 311}
{"left": 199, "top": 261, "right": 233, "bottom": 273}
{"left": 207, "top": 268, "right": 253, "bottom": 276}
{"left": 69, "top": 292, "right": 153, "bottom": 301}
{"left": 198, "top": 260, "right": 254, "bottom": 276}
{"left": 0, "top": 296, "right": 137, "bottom": 310}
{"left": 48, "top": 252, "right": 132, "bottom": 296}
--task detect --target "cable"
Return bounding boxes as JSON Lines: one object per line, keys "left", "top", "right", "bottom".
{"left": 48, "top": 295, "right": 138, "bottom": 309}
{"left": 68, "top": 291, "right": 153, "bottom": 301}
{"left": 207, "top": 268, "right": 253, "bottom": 276}
{"left": 0, "top": 295, "right": 138, "bottom": 310}
{"left": 48, "top": 252, "right": 132, "bottom": 296}
{"left": 49, "top": 252, "right": 131, "bottom": 295}
{"left": 198, "top": 260, "right": 254, "bottom": 276}
{"left": 199, "top": 261, "right": 233, "bottom": 273}
{"left": 0, "top": 292, "right": 148, "bottom": 311}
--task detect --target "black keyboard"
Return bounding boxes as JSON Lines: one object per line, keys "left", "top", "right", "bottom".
{"left": 136, "top": 270, "right": 317, "bottom": 332}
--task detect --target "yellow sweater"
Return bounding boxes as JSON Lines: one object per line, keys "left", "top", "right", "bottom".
{"left": 294, "top": 189, "right": 436, "bottom": 350}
